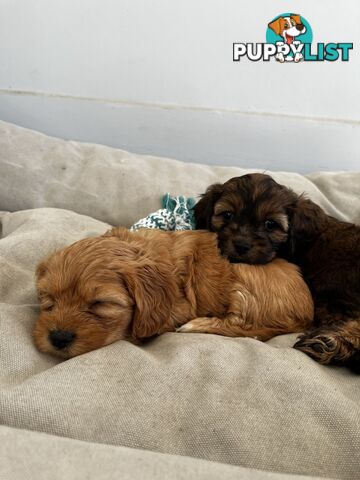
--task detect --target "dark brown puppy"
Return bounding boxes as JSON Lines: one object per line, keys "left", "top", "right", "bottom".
{"left": 195, "top": 173, "right": 360, "bottom": 372}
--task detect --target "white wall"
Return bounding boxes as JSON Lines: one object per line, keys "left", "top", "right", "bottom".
{"left": 0, "top": 0, "right": 359, "bottom": 172}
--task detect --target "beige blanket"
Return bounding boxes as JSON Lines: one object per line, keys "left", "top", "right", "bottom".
{"left": 0, "top": 121, "right": 359, "bottom": 479}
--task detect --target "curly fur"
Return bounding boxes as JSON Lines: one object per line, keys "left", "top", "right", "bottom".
{"left": 194, "top": 173, "right": 360, "bottom": 372}
{"left": 33, "top": 227, "right": 313, "bottom": 358}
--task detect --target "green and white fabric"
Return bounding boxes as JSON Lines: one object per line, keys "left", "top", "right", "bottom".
{"left": 131, "top": 193, "right": 196, "bottom": 231}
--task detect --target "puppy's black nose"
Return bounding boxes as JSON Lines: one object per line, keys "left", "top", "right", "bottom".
{"left": 296, "top": 23, "right": 304, "bottom": 31}
{"left": 233, "top": 240, "right": 251, "bottom": 255}
{"left": 48, "top": 329, "right": 76, "bottom": 350}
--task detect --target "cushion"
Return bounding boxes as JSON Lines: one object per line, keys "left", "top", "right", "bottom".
{"left": 1, "top": 120, "right": 359, "bottom": 226}
{"left": 0, "top": 120, "right": 359, "bottom": 479}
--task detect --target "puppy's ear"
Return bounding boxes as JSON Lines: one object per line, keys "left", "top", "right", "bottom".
{"left": 194, "top": 183, "right": 224, "bottom": 229}
{"left": 126, "top": 259, "right": 177, "bottom": 339}
{"left": 288, "top": 196, "right": 326, "bottom": 252}
{"left": 290, "top": 14, "right": 301, "bottom": 25}
{"left": 268, "top": 18, "right": 283, "bottom": 35}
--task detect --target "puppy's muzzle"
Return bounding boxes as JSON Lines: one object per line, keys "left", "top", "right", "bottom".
{"left": 233, "top": 239, "right": 251, "bottom": 255}
{"left": 48, "top": 329, "right": 76, "bottom": 350}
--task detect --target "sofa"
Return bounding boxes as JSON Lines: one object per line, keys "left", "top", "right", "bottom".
{"left": 0, "top": 120, "right": 359, "bottom": 479}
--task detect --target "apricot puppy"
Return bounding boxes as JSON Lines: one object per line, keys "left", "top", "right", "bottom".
{"left": 34, "top": 227, "right": 313, "bottom": 358}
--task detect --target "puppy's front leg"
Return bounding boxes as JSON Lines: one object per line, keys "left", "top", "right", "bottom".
{"left": 177, "top": 315, "right": 290, "bottom": 341}
{"left": 177, "top": 315, "right": 243, "bottom": 336}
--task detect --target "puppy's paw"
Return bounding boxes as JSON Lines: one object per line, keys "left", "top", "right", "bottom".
{"left": 176, "top": 323, "right": 194, "bottom": 333}
{"left": 176, "top": 317, "right": 213, "bottom": 334}
{"left": 294, "top": 333, "right": 338, "bottom": 364}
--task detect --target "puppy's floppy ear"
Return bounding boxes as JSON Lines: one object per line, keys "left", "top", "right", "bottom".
{"left": 104, "top": 234, "right": 176, "bottom": 338}
{"left": 290, "top": 14, "right": 301, "bottom": 25}
{"left": 288, "top": 196, "right": 326, "bottom": 252}
{"left": 268, "top": 17, "right": 283, "bottom": 36}
{"left": 125, "top": 258, "right": 177, "bottom": 339}
{"left": 194, "top": 183, "right": 224, "bottom": 229}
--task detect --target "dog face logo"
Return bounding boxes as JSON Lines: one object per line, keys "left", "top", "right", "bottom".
{"left": 233, "top": 14, "right": 352, "bottom": 63}
{"left": 268, "top": 15, "right": 306, "bottom": 45}
{"left": 266, "top": 13, "right": 312, "bottom": 62}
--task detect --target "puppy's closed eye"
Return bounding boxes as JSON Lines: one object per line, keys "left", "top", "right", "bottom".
{"left": 38, "top": 291, "right": 55, "bottom": 311}
{"left": 90, "top": 299, "right": 132, "bottom": 319}
{"left": 42, "top": 302, "right": 54, "bottom": 312}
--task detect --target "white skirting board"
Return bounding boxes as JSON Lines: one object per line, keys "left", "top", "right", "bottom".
{"left": 0, "top": 90, "right": 358, "bottom": 173}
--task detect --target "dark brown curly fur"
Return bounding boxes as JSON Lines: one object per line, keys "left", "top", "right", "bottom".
{"left": 194, "top": 173, "right": 360, "bottom": 373}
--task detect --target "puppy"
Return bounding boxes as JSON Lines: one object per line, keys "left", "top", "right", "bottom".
{"left": 268, "top": 14, "right": 306, "bottom": 45}
{"left": 194, "top": 173, "right": 360, "bottom": 372}
{"left": 33, "top": 227, "right": 313, "bottom": 358}
{"left": 268, "top": 14, "right": 306, "bottom": 63}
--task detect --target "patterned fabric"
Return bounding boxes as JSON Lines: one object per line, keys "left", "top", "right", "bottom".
{"left": 130, "top": 193, "right": 196, "bottom": 231}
